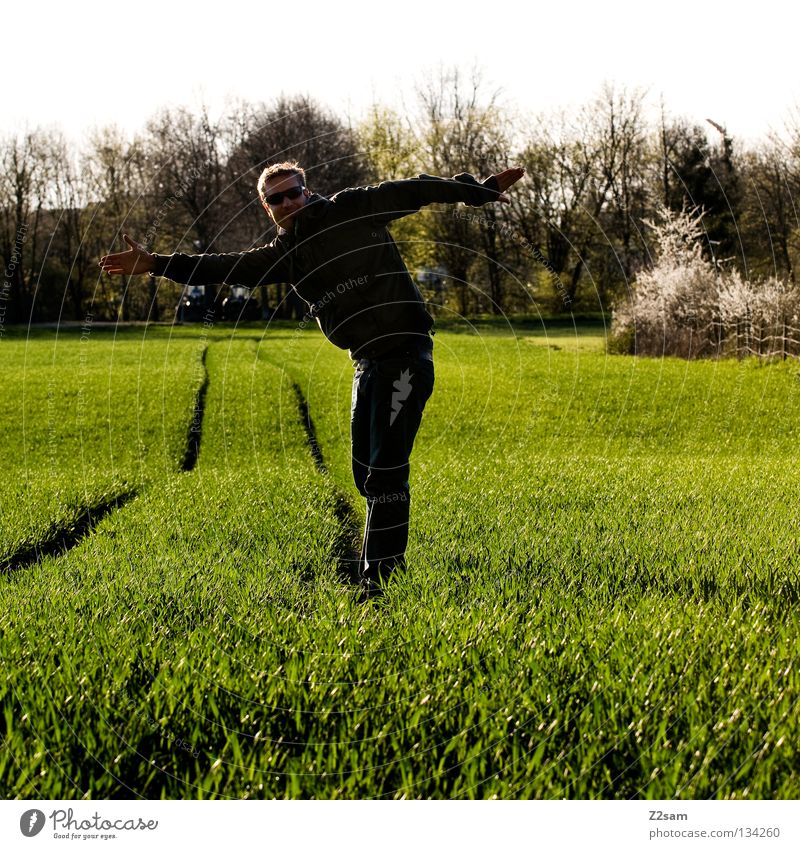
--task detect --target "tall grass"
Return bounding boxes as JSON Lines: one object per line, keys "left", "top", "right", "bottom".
{"left": 1, "top": 322, "right": 798, "bottom": 799}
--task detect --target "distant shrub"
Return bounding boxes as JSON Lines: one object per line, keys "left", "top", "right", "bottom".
{"left": 610, "top": 205, "right": 800, "bottom": 358}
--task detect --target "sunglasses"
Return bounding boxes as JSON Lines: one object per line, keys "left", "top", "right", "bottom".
{"left": 264, "top": 186, "right": 305, "bottom": 206}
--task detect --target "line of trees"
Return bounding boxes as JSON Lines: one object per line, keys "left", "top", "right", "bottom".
{"left": 3, "top": 68, "right": 800, "bottom": 325}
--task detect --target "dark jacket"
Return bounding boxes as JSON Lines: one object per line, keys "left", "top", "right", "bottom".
{"left": 151, "top": 172, "right": 501, "bottom": 359}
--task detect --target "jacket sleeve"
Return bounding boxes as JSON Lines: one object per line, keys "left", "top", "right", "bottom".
{"left": 150, "top": 242, "right": 286, "bottom": 287}
{"left": 328, "top": 173, "right": 501, "bottom": 225}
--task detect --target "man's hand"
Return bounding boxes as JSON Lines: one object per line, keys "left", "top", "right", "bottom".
{"left": 490, "top": 167, "right": 526, "bottom": 203}
{"left": 98, "top": 234, "right": 155, "bottom": 276}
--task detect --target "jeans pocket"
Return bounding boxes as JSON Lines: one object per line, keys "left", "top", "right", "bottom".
{"left": 412, "top": 358, "right": 434, "bottom": 403}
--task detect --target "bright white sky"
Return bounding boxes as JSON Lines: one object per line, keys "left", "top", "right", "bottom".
{"left": 6, "top": 0, "right": 799, "bottom": 148}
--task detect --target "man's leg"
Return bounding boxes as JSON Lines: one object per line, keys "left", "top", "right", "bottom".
{"left": 359, "top": 354, "right": 434, "bottom": 587}
{"left": 351, "top": 359, "right": 371, "bottom": 498}
{"left": 350, "top": 360, "right": 372, "bottom": 579}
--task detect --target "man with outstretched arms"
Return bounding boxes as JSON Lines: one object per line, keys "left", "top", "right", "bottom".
{"left": 100, "top": 163, "right": 525, "bottom": 599}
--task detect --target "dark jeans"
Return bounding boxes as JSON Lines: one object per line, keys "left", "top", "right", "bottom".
{"left": 350, "top": 341, "right": 435, "bottom": 585}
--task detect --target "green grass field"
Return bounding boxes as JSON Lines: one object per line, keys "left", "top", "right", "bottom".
{"left": 1, "top": 318, "right": 798, "bottom": 799}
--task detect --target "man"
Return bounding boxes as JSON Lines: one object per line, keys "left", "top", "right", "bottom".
{"left": 99, "top": 161, "right": 525, "bottom": 599}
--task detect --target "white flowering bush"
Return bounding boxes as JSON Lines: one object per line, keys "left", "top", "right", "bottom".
{"left": 611, "top": 205, "right": 800, "bottom": 358}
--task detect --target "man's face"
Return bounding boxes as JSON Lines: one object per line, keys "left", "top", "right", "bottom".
{"left": 261, "top": 174, "right": 310, "bottom": 231}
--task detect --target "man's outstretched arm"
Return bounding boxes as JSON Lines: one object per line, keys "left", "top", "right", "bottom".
{"left": 328, "top": 167, "right": 526, "bottom": 224}
{"left": 99, "top": 234, "right": 286, "bottom": 287}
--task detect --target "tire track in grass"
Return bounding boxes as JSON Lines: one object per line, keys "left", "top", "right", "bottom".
{"left": 182, "top": 347, "right": 209, "bottom": 472}
{"left": 290, "top": 380, "right": 363, "bottom": 586}
{"left": 292, "top": 381, "right": 325, "bottom": 472}
{"left": 1, "top": 490, "right": 139, "bottom": 573}
{"left": 2, "top": 347, "right": 210, "bottom": 574}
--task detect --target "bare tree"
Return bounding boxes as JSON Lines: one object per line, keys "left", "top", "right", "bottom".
{"left": 412, "top": 65, "right": 514, "bottom": 314}
{"left": 737, "top": 139, "right": 797, "bottom": 283}
{"left": 144, "top": 104, "right": 229, "bottom": 252}
{"left": 43, "top": 131, "right": 108, "bottom": 321}
{"left": 82, "top": 125, "right": 149, "bottom": 320}
{"left": 0, "top": 129, "right": 52, "bottom": 323}
{"left": 509, "top": 85, "right": 651, "bottom": 312}
{"left": 578, "top": 83, "right": 651, "bottom": 304}
{"left": 513, "top": 112, "right": 596, "bottom": 309}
